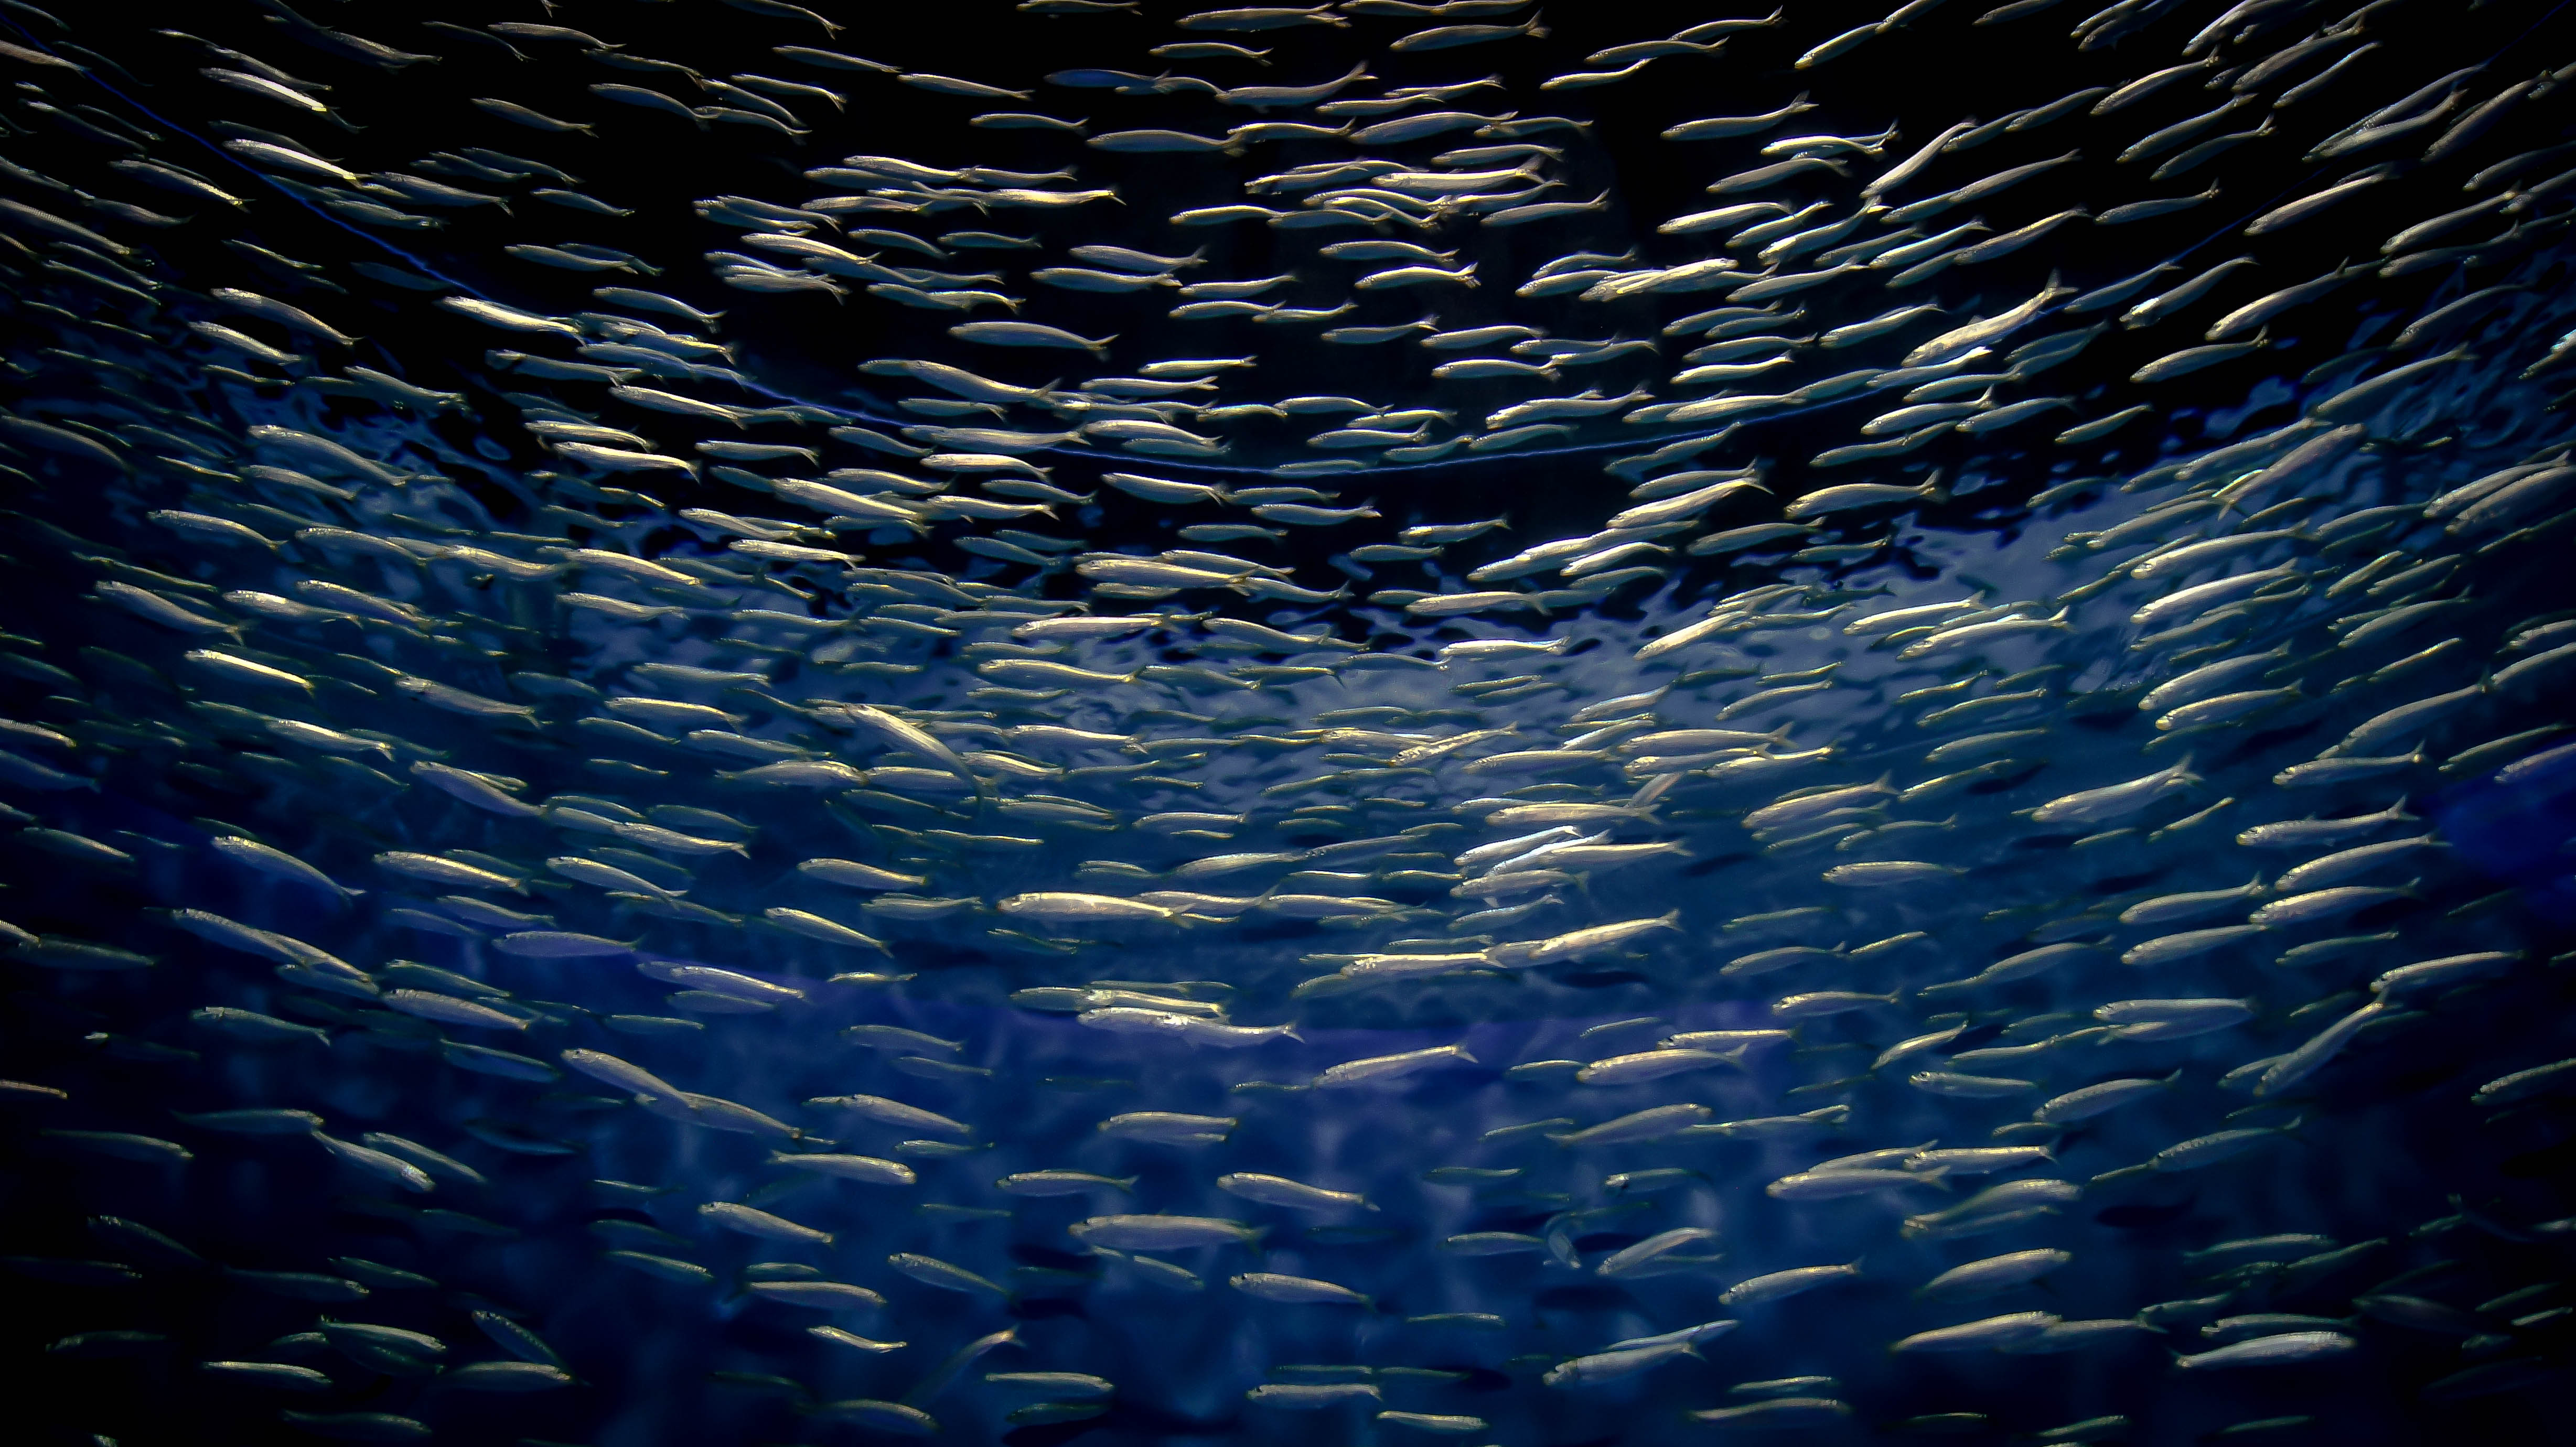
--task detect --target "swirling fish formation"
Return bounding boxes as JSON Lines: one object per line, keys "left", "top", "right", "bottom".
{"left": 1, "top": 0, "right": 2575, "bottom": 1443}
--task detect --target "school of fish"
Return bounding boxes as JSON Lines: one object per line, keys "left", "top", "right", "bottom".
{"left": 0, "top": 0, "right": 2574, "bottom": 1442}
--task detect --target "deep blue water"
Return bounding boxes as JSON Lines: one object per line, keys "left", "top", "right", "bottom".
{"left": 3, "top": 2, "right": 2576, "bottom": 1445}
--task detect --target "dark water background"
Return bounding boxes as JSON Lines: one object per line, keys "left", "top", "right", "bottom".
{"left": 1, "top": 1, "right": 2575, "bottom": 1444}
